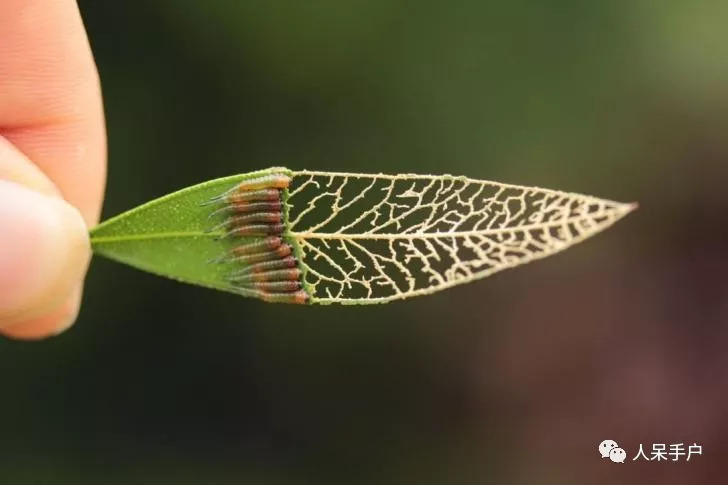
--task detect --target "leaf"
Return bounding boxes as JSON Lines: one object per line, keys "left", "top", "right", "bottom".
{"left": 90, "top": 167, "right": 636, "bottom": 304}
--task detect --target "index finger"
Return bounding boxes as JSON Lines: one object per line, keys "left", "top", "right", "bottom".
{"left": 0, "top": 0, "right": 106, "bottom": 225}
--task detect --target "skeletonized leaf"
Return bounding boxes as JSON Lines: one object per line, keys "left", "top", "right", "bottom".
{"left": 90, "top": 167, "right": 636, "bottom": 304}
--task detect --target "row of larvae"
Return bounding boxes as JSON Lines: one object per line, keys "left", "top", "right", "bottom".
{"left": 206, "top": 172, "right": 309, "bottom": 304}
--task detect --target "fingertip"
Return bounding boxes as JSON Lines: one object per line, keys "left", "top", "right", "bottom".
{"left": 0, "top": 180, "right": 91, "bottom": 327}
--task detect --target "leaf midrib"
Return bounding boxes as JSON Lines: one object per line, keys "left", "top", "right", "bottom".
{"left": 289, "top": 206, "right": 633, "bottom": 240}
{"left": 90, "top": 205, "right": 631, "bottom": 245}
{"left": 90, "top": 231, "right": 223, "bottom": 244}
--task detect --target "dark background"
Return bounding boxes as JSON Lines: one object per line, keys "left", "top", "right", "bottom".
{"left": 2, "top": 1, "right": 727, "bottom": 483}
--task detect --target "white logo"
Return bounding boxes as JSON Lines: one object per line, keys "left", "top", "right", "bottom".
{"left": 599, "top": 439, "right": 618, "bottom": 458}
{"left": 609, "top": 447, "right": 627, "bottom": 463}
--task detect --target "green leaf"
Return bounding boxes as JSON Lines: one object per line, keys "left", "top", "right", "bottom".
{"left": 90, "top": 167, "right": 296, "bottom": 297}
{"left": 90, "top": 167, "right": 637, "bottom": 304}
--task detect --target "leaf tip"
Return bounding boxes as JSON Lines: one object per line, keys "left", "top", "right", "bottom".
{"left": 619, "top": 201, "right": 640, "bottom": 216}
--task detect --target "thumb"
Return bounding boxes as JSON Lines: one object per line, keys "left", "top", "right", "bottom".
{"left": 0, "top": 178, "right": 90, "bottom": 340}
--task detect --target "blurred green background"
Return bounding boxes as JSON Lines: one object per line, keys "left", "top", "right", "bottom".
{"left": 2, "top": 1, "right": 727, "bottom": 483}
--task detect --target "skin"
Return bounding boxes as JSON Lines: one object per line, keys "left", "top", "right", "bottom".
{"left": 0, "top": 0, "right": 106, "bottom": 339}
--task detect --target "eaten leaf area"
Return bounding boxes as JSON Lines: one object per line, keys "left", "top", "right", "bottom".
{"left": 286, "top": 171, "right": 634, "bottom": 304}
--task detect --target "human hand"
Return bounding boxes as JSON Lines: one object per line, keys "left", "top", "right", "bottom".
{"left": 0, "top": 0, "right": 106, "bottom": 340}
